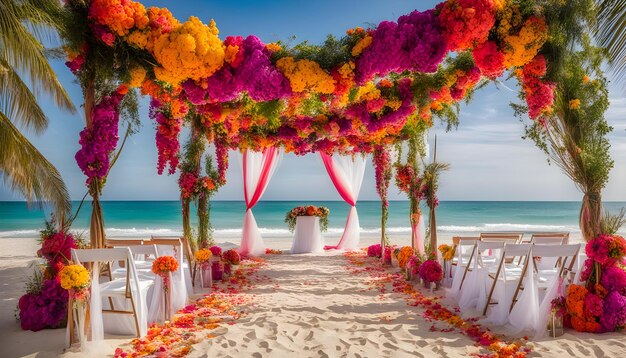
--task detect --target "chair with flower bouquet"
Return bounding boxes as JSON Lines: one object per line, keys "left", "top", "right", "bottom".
{"left": 145, "top": 236, "right": 190, "bottom": 321}
{"left": 446, "top": 237, "right": 479, "bottom": 298}
{"left": 458, "top": 241, "right": 505, "bottom": 312}
{"left": 480, "top": 243, "right": 531, "bottom": 322}
{"left": 70, "top": 247, "right": 151, "bottom": 340}
{"left": 508, "top": 244, "right": 581, "bottom": 337}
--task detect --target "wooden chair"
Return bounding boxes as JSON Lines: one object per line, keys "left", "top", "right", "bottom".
{"left": 71, "top": 248, "right": 152, "bottom": 338}
{"left": 481, "top": 243, "right": 531, "bottom": 316}
{"left": 479, "top": 232, "right": 524, "bottom": 243}
{"left": 529, "top": 232, "right": 569, "bottom": 245}
{"left": 510, "top": 244, "right": 580, "bottom": 312}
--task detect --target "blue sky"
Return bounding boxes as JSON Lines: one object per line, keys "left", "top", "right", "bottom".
{"left": 1, "top": 0, "right": 625, "bottom": 202}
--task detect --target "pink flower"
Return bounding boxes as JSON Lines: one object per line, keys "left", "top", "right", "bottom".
{"left": 419, "top": 259, "right": 443, "bottom": 283}
{"left": 367, "top": 244, "right": 382, "bottom": 258}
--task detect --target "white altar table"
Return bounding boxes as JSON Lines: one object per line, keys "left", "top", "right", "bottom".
{"left": 290, "top": 216, "right": 324, "bottom": 254}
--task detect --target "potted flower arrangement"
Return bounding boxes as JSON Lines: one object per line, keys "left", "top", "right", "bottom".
{"left": 59, "top": 264, "right": 91, "bottom": 347}
{"left": 397, "top": 246, "right": 414, "bottom": 272}
{"left": 406, "top": 255, "right": 422, "bottom": 282}
{"left": 419, "top": 259, "right": 443, "bottom": 291}
{"left": 438, "top": 244, "right": 454, "bottom": 284}
{"left": 549, "top": 295, "right": 566, "bottom": 337}
{"left": 209, "top": 246, "right": 223, "bottom": 281}
{"left": 194, "top": 248, "right": 213, "bottom": 288}
{"left": 222, "top": 249, "right": 240, "bottom": 277}
{"left": 383, "top": 245, "right": 395, "bottom": 266}
{"left": 367, "top": 244, "right": 382, "bottom": 258}
{"left": 284, "top": 205, "right": 330, "bottom": 233}
{"left": 152, "top": 256, "right": 179, "bottom": 321}
{"left": 391, "top": 247, "right": 401, "bottom": 268}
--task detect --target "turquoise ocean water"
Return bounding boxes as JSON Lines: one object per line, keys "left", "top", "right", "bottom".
{"left": 1, "top": 201, "right": 625, "bottom": 240}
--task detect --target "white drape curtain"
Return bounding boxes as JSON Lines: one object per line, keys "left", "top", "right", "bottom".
{"left": 238, "top": 148, "right": 282, "bottom": 256}
{"left": 320, "top": 153, "right": 366, "bottom": 250}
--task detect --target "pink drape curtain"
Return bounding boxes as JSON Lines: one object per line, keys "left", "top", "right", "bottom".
{"left": 412, "top": 215, "right": 426, "bottom": 255}
{"left": 239, "top": 148, "right": 280, "bottom": 256}
{"left": 320, "top": 153, "right": 365, "bottom": 250}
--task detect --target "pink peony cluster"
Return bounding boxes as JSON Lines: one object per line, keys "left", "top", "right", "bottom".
{"left": 419, "top": 259, "right": 443, "bottom": 283}
{"left": 367, "top": 244, "right": 382, "bottom": 258}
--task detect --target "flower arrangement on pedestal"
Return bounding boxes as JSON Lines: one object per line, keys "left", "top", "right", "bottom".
{"left": 419, "top": 259, "right": 443, "bottom": 289}
{"left": 367, "top": 244, "right": 382, "bottom": 258}
{"left": 222, "top": 249, "right": 241, "bottom": 276}
{"left": 152, "top": 256, "right": 179, "bottom": 321}
{"left": 59, "top": 264, "right": 91, "bottom": 347}
{"left": 406, "top": 255, "right": 422, "bottom": 281}
{"left": 209, "top": 246, "right": 224, "bottom": 281}
{"left": 397, "top": 246, "right": 415, "bottom": 271}
{"left": 285, "top": 206, "right": 330, "bottom": 233}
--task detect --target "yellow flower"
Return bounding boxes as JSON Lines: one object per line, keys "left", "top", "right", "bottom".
{"left": 502, "top": 16, "right": 548, "bottom": 67}
{"left": 265, "top": 43, "right": 282, "bottom": 52}
{"left": 194, "top": 248, "right": 213, "bottom": 263}
{"left": 276, "top": 57, "right": 335, "bottom": 94}
{"left": 152, "top": 16, "right": 225, "bottom": 85}
{"left": 59, "top": 264, "right": 90, "bottom": 291}
{"left": 129, "top": 67, "right": 147, "bottom": 87}
{"left": 569, "top": 99, "right": 581, "bottom": 110}
{"left": 355, "top": 82, "right": 380, "bottom": 102}
{"left": 351, "top": 35, "right": 373, "bottom": 56}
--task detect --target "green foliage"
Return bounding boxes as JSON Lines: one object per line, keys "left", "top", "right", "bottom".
{"left": 273, "top": 34, "right": 357, "bottom": 71}
{"left": 601, "top": 208, "right": 626, "bottom": 235}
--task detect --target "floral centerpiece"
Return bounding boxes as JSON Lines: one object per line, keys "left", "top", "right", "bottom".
{"left": 406, "top": 255, "right": 422, "bottom": 282}
{"left": 367, "top": 244, "right": 382, "bottom": 258}
{"left": 59, "top": 264, "right": 91, "bottom": 347}
{"left": 284, "top": 206, "right": 330, "bottom": 233}
{"left": 566, "top": 234, "right": 626, "bottom": 332}
{"left": 383, "top": 245, "right": 396, "bottom": 265}
{"left": 419, "top": 259, "right": 443, "bottom": 289}
{"left": 397, "top": 246, "right": 414, "bottom": 271}
{"left": 222, "top": 249, "right": 240, "bottom": 276}
{"left": 438, "top": 244, "right": 454, "bottom": 261}
{"left": 152, "top": 256, "right": 179, "bottom": 321}
{"left": 209, "top": 246, "right": 223, "bottom": 281}
{"left": 194, "top": 248, "right": 213, "bottom": 288}
{"left": 549, "top": 295, "right": 566, "bottom": 337}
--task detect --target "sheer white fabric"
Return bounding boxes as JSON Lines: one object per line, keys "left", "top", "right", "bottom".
{"left": 322, "top": 153, "right": 366, "bottom": 250}
{"left": 508, "top": 244, "right": 580, "bottom": 337}
{"left": 68, "top": 248, "right": 149, "bottom": 346}
{"left": 447, "top": 239, "right": 478, "bottom": 299}
{"left": 239, "top": 149, "right": 282, "bottom": 256}
{"left": 457, "top": 242, "right": 504, "bottom": 311}
{"left": 291, "top": 216, "right": 324, "bottom": 254}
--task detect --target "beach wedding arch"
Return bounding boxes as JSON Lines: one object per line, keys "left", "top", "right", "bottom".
{"left": 56, "top": 0, "right": 622, "bottom": 333}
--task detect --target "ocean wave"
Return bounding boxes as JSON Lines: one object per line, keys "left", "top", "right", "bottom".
{"left": 0, "top": 229, "right": 40, "bottom": 238}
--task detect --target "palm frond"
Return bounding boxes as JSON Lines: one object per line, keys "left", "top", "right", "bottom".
{"left": 0, "top": 111, "right": 71, "bottom": 220}
{"left": 0, "top": 0, "right": 75, "bottom": 113}
{"left": 0, "top": 56, "right": 47, "bottom": 133}
{"left": 595, "top": 0, "right": 626, "bottom": 86}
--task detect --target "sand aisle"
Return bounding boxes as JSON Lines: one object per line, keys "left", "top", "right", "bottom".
{"left": 191, "top": 252, "right": 477, "bottom": 358}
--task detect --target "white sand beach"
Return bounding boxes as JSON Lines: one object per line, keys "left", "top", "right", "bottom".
{"left": 1, "top": 236, "right": 624, "bottom": 358}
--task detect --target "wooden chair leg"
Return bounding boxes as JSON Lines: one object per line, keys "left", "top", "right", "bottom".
{"left": 129, "top": 295, "right": 141, "bottom": 338}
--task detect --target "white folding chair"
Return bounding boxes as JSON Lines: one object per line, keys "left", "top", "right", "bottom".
{"left": 529, "top": 232, "right": 570, "bottom": 244}
{"left": 480, "top": 232, "right": 524, "bottom": 243}
{"left": 458, "top": 241, "right": 505, "bottom": 312}
{"left": 508, "top": 244, "right": 580, "bottom": 337}
{"left": 71, "top": 248, "right": 152, "bottom": 338}
{"left": 110, "top": 244, "right": 159, "bottom": 279}
{"left": 481, "top": 243, "right": 531, "bottom": 318}
{"left": 447, "top": 237, "right": 479, "bottom": 298}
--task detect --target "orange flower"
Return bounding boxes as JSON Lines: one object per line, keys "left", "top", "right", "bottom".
{"left": 569, "top": 99, "right": 581, "bottom": 110}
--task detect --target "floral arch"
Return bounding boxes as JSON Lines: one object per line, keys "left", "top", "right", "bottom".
{"left": 64, "top": 0, "right": 602, "bottom": 258}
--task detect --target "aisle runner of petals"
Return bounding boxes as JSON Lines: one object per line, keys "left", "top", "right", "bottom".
{"left": 344, "top": 251, "right": 531, "bottom": 358}
{"left": 114, "top": 258, "right": 270, "bottom": 357}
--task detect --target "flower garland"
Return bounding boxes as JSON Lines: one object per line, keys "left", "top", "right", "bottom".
{"left": 75, "top": 88, "right": 126, "bottom": 186}
{"left": 284, "top": 205, "right": 330, "bottom": 233}
{"left": 150, "top": 99, "right": 183, "bottom": 175}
